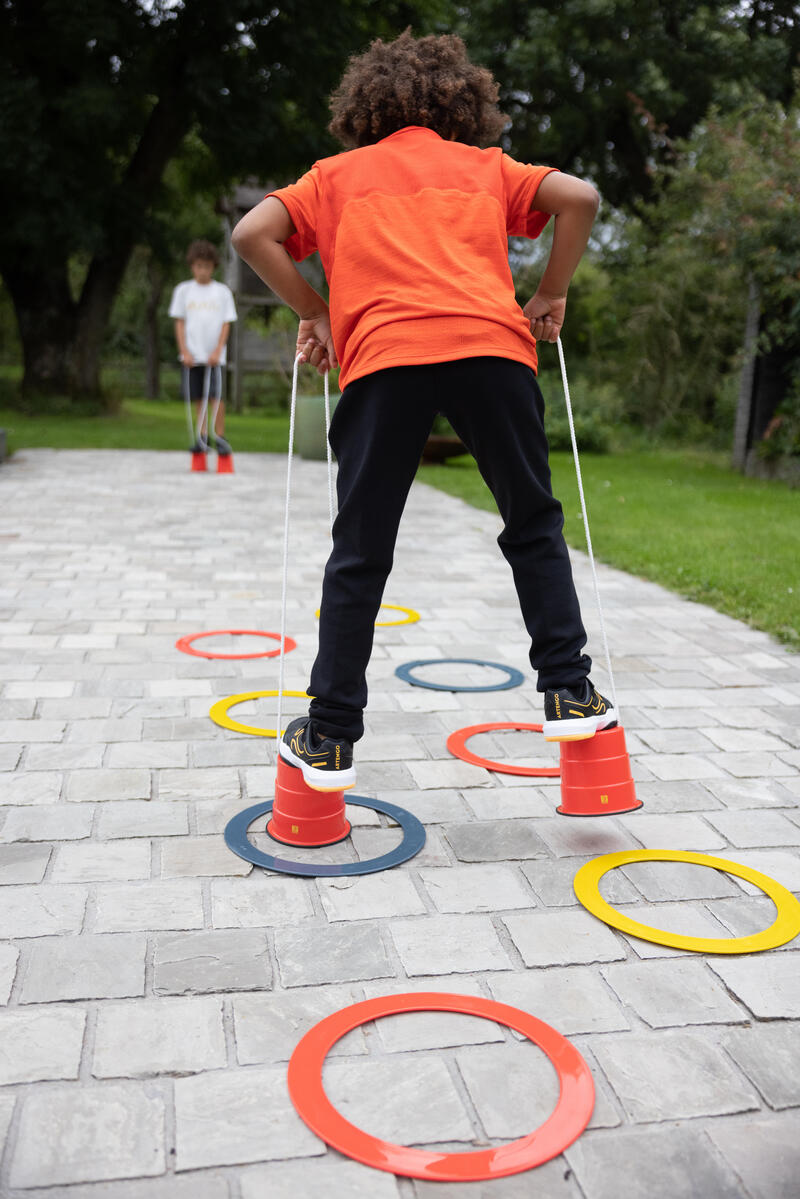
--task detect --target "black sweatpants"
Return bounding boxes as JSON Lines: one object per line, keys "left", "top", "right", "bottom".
{"left": 309, "top": 356, "right": 591, "bottom": 742}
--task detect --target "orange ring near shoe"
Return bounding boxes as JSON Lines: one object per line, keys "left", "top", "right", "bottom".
{"left": 447, "top": 722, "right": 560, "bottom": 778}
{"left": 209, "top": 690, "right": 309, "bottom": 738}
{"left": 288, "top": 992, "right": 594, "bottom": 1181}
{"left": 574, "top": 849, "right": 800, "bottom": 954}
{"left": 315, "top": 603, "right": 420, "bottom": 627}
{"left": 176, "top": 630, "right": 296, "bottom": 660}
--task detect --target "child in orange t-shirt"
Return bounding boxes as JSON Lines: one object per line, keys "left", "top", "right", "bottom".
{"left": 233, "top": 31, "right": 616, "bottom": 791}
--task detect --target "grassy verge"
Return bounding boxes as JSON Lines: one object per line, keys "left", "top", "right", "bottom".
{"left": 0, "top": 399, "right": 290, "bottom": 454}
{"left": 2, "top": 400, "right": 797, "bottom": 648}
{"left": 420, "top": 449, "right": 800, "bottom": 650}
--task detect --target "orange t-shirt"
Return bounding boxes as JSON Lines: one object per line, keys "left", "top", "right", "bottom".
{"left": 269, "top": 126, "right": 557, "bottom": 389}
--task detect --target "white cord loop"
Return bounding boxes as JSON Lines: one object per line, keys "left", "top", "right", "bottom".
{"left": 183, "top": 364, "right": 223, "bottom": 451}
{"left": 276, "top": 355, "right": 337, "bottom": 752}
{"left": 555, "top": 336, "right": 618, "bottom": 713}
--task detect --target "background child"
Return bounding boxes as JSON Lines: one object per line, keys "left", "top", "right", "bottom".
{"left": 169, "top": 240, "right": 237, "bottom": 447}
{"left": 232, "top": 30, "right": 616, "bottom": 791}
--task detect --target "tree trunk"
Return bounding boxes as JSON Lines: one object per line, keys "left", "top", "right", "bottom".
{"left": 2, "top": 262, "right": 79, "bottom": 400}
{"left": 144, "top": 257, "right": 165, "bottom": 400}
{"left": 732, "top": 278, "right": 760, "bottom": 471}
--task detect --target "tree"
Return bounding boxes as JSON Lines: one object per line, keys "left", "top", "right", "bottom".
{"left": 459, "top": 1, "right": 799, "bottom": 208}
{"left": 0, "top": 0, "right": 442, "bottom": 404}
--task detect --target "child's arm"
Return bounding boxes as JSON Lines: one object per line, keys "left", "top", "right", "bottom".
{"left": 208, "top": 323, "right": 230, "bottom": 368}
{"left": 523, "top": 173, "right": 600, "bottom": 342}
{"left": 232, "top": 198, "right": 336, "bottom": 374}
{"left": 173, "top": 318, "right": 194, "bottom": 367}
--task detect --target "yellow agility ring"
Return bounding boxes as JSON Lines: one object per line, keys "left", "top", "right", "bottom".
{"left": 315, "top": 604, "right": 420, "bottom": 627}
{"left": 574, "top": 849, "right": 800, "bottom": 955}
{"left": 209, "top": 690, "right": 309, "bottom": 738}
{"left": 375, "top": 604, "right": 420, "bottom": 627}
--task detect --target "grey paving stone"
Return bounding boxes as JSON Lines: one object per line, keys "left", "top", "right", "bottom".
{"left": 210, "top": 874, "right": 316, "bottom": 927}
{"left": 1, "top": 803, "right": 93, "bottom": 843}
{"left": 0, "top": 942, "right": 19, "bottom": 1003}
{"left": 411, "top": 1158, "right": 578, "bottom": 1198}
{"left": 724, "top": 1023, "right": 800, "bottom": 1110}
{"left": 521, "top": 858, "right": 641, "bottom": 907}
{"left": 275, "top": 923, "right": 392, "bottom": 987}
{"left": 712, "top": 848, "right": 800, "bottom": 892}
{"left": 0, "top": 1006, "right": 86, "bottom": 1083}
{"left": 161, "top": 836, "right": 252, "bottom": 878}
{"left": 390, "top": 914, "right": 511, "bottom": 975}
{"left": 444, "top": 820, "right": 549, "bottom": 862}
{"left": 0, "top": 884, "right": 88, "bottom": 937}
{"left": 174, "top": 1064, "right": 324, "bottom": 1169}
{"left": 323, "top": 1055, "right": 474, "bottom": 1144}
{"left": 239, "top": 1157, "right": 401, "bottom": 1199}
{"left": 619, "top": 859, "right": 742, "bottom": 901}
{"left": 351, "top": 824, "right": 451, "bottom": 867}
{"left": 608, "top": 900, "right": 734, "bottom": 958}
{"left": 97, "top": 800, "right": 189, "bottom": 839}
{"left": 502, "top": 910, "right": 626, "bottom": 967}
{"left": 361, "top": 976, "right": 506, "bottom": 1051}
{"left": 532, "top": 818, "right": 640, "bottom": 860}
{"left": 158, "top": 767, "right": 241, "bottom": 803}
{"left": 65, "top": 769, "right": 151, "bottom": 803}
{"left": 463, "top": 784, "right": 554, "bottom": 820}
{"left": 0, "top": 841, "right": 52, "bottom": 883}
{"left": 93, "top": 997, "right": 226, "bottom": 1077}
{"left": 233, "top": 985, "right": 366, "bottom": 1064}
{"left": 707, "top": 1114, "right": 800, "bottom": 1199}
{"left": 317, "top": 871, "right": 427, "bottom": 921}
{"left": 704, "top": 808, "right": 800, "bottom": 847}
{"left": 488, "top": 966, "right": 630, "bottom": 1035}
{"left": 601, "top": 958, "right": 748, "bottom": 1027}
{"left": 592, "top": 1030, "right": 760, "bottom": 1121}
{"left": 52, "top": 840, "right": 151, "bottom": 882}
{"left": 617, "top": 811, "right": 727, "bottom": 850}
{"left": 1, "top": 770, "right": 62, "bottom": 805}
{"left": 21, "top": 934, "right": 146, "bottom": 1003}
{"left": 709, "top": 954, "right": 800, "bottom": 1017}
{"left": 628, "top": 779, "right": 724, "bottom": 813}
{"left": 8, "top": 1083, "right": 165, "bottom": 1187}
{"left": 380, "top": 788, "right": 471, "bottom": 823}
{"left": 566, "top": 1125, "right": 744, "bottom": 1199}
{"left": 9, "top": 1174, "right": 231, "bottom": 1198}
{"left": 94, "top": 881, "right": 204, "bottom": 932}
{"left": 418, "top": 863, "right": 534, "bottom": 913}
{"left": 154, "top": 929, "right": 271, "bottom": 995}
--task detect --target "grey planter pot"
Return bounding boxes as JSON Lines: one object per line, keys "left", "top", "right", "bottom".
{"left": 295, "top": 393, "right": 341, "bottom": 460}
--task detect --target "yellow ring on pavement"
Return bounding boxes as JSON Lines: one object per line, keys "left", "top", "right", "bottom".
{"left": 574, "top": 849, "right": 800, "bottom": 955}
{"left": 315, "top": 603, "right": 421, "bottom": 627}
{"left": 209, "top": 689, "right": 309, "bottom": 738}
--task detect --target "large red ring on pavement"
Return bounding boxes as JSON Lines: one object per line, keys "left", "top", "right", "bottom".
{"left": 288, "top": 992, "right": 594, "bottom": 1181}
{"left": 175, "top": 630, "right": 296, "bottom": 660}
{"left": 447, "top": 722, "right": 561, "bottom": 778}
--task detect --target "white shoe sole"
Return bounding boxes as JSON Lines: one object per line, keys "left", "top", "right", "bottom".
{"left": 542, "top": 710, "right": 618, "bottom": 743}
{"left": 278, "top": 742, "right": 357, "bottom": 791}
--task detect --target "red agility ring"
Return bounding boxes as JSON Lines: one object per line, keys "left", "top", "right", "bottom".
{"left": 175, "top": 630, "right": 297, "bottom": 660}
{"left": 447, "top": 722, "right": 561, "bottom": 778}
{"left": 288, "top": 992, "right": 594, "bottom": 1182}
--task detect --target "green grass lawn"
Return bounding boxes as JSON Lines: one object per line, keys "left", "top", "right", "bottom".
{"left": 420, "top": 450, "right": 800, "bottom": 649}
{"left": 2, "top": 400, "right": 797, "bottom": 648}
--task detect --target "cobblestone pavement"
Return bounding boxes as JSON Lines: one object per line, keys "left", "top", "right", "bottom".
{"left": 1, "top": 448, "right": 798, "bottom": 1199}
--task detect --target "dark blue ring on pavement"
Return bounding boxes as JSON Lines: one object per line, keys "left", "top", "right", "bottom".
{"left": 395, "top": 657, "right": 525, "bottom": 693}
{"left": 224, "top": 796, "right": 426, "bottom": 877}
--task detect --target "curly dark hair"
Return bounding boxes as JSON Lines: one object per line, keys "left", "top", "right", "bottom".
{"left": 328, "top": 30, "right": 507, "bottom": 149}
{"left": 186, "top": 239, "right": 219, "bottom": 267}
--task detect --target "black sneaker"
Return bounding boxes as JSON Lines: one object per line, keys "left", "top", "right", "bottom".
{"left": 189, "top": 441, "right": 207, "bottom": 454}
{"left": 542, "top": 681, "right": 617, "bottom": 742}
{"left": 213, "top": 434, "right": 232, "bottom": 456}
{"left": 279, "top": 717, "right": 356, "bottom": 791}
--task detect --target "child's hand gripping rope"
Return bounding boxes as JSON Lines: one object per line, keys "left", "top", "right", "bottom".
{"left": 297, "top": 313, "right": 337, "bottom": 374}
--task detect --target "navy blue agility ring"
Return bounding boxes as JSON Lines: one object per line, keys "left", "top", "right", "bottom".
{"left": 224, "top": 796, "right": 426, "bottom": 877}
{"left": 395, "top": 658, "right": 525, "bottom": 693}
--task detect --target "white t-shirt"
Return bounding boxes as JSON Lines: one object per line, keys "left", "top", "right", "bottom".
{"left": 168, "top": 279, "right": 237, "bottom": 365}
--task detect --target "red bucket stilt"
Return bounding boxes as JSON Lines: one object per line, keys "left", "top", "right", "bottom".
{"left": 267, "top": 756, "right": 351, "bottom": 847}
{"left": 190, "top": 451, "right": 207, "bottom": 472}
{"left": 557, "top": 725, "right": 642, "bottom": 816}
{"left": 217, "top": 453, "right": 234, "bottom": 474}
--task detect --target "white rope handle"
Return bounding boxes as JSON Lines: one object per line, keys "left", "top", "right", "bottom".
{"left": 555, "top": 336, "right": 618, "bottom": 712}
{"left": 276, "top": 355, "right": 337, "bottom": 753}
